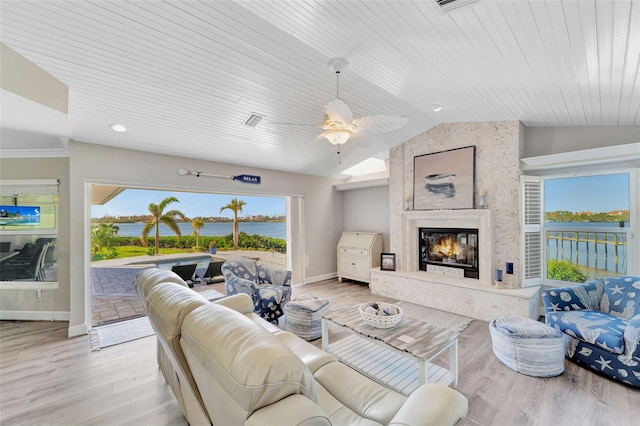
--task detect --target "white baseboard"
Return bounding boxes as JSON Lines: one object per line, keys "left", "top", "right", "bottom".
{"left": 0, "top": 310, "right": 69, "bottom": 321}
{"left": 294, "top": 272, "right": 337, "bottom": 286}
{"left": 68, "top": 322, "right": 88, "bottom": 337}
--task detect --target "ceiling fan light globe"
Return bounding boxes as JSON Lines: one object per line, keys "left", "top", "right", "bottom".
{"left": 324, "top": 128, "right": 353, "bottom": 145}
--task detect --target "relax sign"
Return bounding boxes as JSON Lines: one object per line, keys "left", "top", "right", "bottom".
{"left": 233, "top": 174, "right": 261, "bottom": 184}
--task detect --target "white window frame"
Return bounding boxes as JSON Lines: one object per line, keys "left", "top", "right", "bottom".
{"left": 539, "top": 169, "right": 636, "bottom": 286}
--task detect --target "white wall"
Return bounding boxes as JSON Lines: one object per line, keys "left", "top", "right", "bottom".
{"left": 64, "top": 140, "right": 343, "bottom": 336}
{"left": 343, "top": 185, "right": 390, "bottom": 252}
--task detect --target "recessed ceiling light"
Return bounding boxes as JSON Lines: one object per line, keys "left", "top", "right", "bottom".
{"left": 109, "top": 123, "right": 127, "bottom": 132}
{"left": 432, "top": 104, "right": 443, "bottom": 113}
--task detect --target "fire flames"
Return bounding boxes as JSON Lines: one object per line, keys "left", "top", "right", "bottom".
{"left": 430, "top": 236, "right": 461, "bottom": 259}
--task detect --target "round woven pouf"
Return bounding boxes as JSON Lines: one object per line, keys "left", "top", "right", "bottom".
{"left": 489, "top": 315, "right": 565, "bottom": 377}
{"left": 283, "top": 295, "right": 330, "bottom": 341}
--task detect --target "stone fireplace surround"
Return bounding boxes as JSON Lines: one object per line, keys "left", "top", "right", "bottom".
{"left": 370, "top": 209, "right": 539, "bottom": 322}
{"left": 369, "top": 121, "right": 540, "bottom": 322}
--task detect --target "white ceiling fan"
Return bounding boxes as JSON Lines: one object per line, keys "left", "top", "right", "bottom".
{"left": 273, "top": 58, "right": 410, "bottom": 147}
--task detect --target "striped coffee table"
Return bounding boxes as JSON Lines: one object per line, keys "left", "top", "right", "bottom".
{"left": 321, "top": 304, "right": 459, "bottom": 396}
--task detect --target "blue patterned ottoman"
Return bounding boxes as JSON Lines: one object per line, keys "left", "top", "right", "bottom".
{"left": 489, "top": 315, "right": 565, "bottom": 377}
{"left": 283, "top": 295, "right": 330, "bottom": 341}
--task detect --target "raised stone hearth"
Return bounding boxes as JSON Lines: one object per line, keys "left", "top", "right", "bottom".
{"left": 370, "top": 269, "right": 540, "bottom": 322}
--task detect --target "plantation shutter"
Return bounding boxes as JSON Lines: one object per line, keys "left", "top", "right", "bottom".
{"left": 521, "top": 176, "right": 542, "bottom": 287}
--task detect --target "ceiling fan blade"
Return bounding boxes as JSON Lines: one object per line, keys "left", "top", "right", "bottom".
{"left": 352, "top": 114, "right": 409, "bottom": 134}
{"left": 324, "top": 98, "right": 354, "bottom": 124}
{"left": 303, "top": 132, "right": 327, "bottom": 146}
{"left": 345, "top": 132, "right": 373, "bottom": 148}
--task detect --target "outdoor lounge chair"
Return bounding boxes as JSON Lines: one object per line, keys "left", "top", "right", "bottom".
{"left": 200, "top": 260, "right": 225, "bottom": 284}
{"left": 170, "top": 264, "right": 199, "bottom": 288}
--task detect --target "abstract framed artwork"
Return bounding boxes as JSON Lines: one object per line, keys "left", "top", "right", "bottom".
{"left": 413, "top": 146, "right": 476, "bottom": 210}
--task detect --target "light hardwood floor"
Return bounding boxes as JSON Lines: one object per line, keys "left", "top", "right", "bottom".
{"left": 1, "top": 279, "right": 638, "bottom": 425}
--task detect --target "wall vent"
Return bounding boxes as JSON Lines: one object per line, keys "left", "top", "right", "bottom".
{"left": 242, "top": 113, "right": 264, "bottom": 127}
{"left": 435, "top": 0, "right": 478, "bottom": 13}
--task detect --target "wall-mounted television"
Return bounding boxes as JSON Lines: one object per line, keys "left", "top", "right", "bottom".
{"left": 0, "top": 206, "right": 41, "bottom": 226}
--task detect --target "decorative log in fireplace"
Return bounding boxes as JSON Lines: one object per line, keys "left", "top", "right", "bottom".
{"left": 419, "top": 227, "right": 479, "bottom": 278}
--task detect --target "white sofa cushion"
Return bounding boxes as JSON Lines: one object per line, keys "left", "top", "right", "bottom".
{"left": 314, "top": 361, "right": 407, "bottom": 425}
{"left": 181, "top": 302, "right": 317, "bottom": 423}
{"left": 134, "top": 267, "right": 188, "bottom": 311}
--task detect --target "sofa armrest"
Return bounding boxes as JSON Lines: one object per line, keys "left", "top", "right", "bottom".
{"left": 624, "top": 313, "right": 640, "bottom": 360}
{"left": 389, "top": 383, "right": 468, "bottom": 426}
{"left": 542, "top": 280, "right": 603, "bottom": 314}
{"left": 245, "top": 394, "right": 330, "bottom": 426}
{"left": 213, "top": 293, "right": 254, "bottom": 314}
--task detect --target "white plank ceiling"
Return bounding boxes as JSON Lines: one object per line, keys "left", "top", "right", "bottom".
{"left": 1, "top": 0, "right": 639, "bottom": 178}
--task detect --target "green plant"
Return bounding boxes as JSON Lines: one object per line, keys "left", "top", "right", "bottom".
{"left": 547, "top": 259, "right": 589, "bottom": 283}
{"left": 146, "top": 247, "right": 156, "bottom": 256}
{"left": 91, "top": 222, "right": 120, "bottom": 260}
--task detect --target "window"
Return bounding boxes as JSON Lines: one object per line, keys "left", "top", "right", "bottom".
{"left": 543, "top": 172, "right": 631, "bottom": 283}
{"left": 521, "top": 144, "right": 639, "bottom": 287}
{"left": 0, "top": 180, "right": 59, "bottom": 288}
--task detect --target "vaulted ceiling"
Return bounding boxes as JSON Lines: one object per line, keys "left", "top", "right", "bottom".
{"left": 1, "top": 0, "right": 638, "bottom": 178}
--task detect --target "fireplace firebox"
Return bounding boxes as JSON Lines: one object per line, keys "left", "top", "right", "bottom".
{"left": 419, "top": 227, "right": 479, "bottom": 278}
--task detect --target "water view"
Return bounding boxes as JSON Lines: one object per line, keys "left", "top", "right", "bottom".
{"left": 114, "top": 221, "right": 285, "bottom": 240}
{"left": 545, "top": 222, "right": 628, "bottom": 279}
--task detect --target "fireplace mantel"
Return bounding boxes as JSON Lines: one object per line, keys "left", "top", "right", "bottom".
{"left": 401, "top": 209, "right": 493, "bottom": 287}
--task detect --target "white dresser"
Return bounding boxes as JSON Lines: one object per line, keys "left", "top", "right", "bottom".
{"left": 337, "top": 232, "right": 383, "bottom": 284}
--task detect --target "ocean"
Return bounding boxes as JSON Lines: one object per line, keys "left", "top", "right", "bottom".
{"left": 111, "top": 221, "right": 285, "bottom": 239}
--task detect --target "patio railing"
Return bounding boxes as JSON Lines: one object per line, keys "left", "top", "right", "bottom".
{"left": 546, "top": 230, "right": 627, "bottom": 276}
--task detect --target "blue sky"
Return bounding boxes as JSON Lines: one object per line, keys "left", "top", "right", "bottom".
{"left": 544, "top": 173, "right": 629, "bottom": 212}
{"left": 91, "top": 189, "right": 285, "bottom": 219}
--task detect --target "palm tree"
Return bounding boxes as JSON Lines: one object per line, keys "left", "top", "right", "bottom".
{"left": 220, "top": 198, "right": 246, "bottom": 250}
{"left": 192, "top": 218, "right": 205, "bottom": 248}
{"left": 141, "top": 196, "right": 188, "bottom": 255}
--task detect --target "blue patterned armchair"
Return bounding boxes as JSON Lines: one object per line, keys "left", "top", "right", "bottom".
{"left": 221, "top": 258, "right": 292, "bottom": 322}
{"left": 542, "top": 276, "right": 640, "bottom": 388}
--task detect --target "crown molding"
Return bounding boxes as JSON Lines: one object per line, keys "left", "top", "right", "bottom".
{"left": 520, "top": 142, "right": 640, "bottom": 171}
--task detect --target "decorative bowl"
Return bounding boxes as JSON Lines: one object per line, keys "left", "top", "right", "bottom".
{"left": 359, "top": 302, "right": 403, "bottom": 329}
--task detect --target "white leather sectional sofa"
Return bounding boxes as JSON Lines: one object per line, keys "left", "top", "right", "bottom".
{"left": 134, "top": 268, "right": 469, "bottom": 425}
